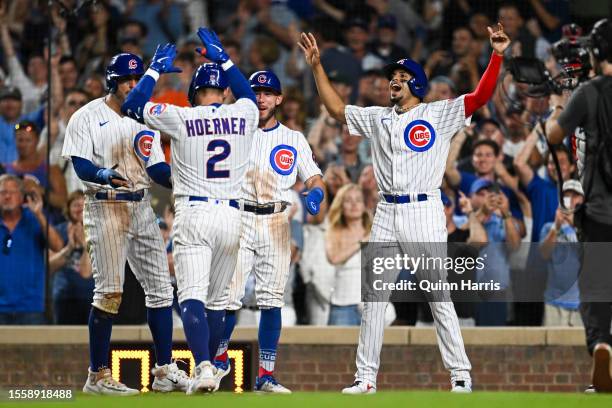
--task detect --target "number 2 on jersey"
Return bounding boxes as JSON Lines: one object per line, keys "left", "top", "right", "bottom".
{"left": 207, "top": 139, "right": 231, "bottom": 178}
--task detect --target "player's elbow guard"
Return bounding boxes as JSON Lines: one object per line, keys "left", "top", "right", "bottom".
{"left": 305, "top": 187, "right": 325, "bottom": 215}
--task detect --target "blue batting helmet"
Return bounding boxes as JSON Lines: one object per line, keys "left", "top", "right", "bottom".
{"left": 188, "top": 63, "right": 229, "bottom": 106}
{"left": 249, "top": 70, "right": 282, "bottom": 94}
{"left": 105, "top": 53, "right": 145, "bottom": 93}
{"left": 383, "top": 58, "right": 428, "bottom": 100}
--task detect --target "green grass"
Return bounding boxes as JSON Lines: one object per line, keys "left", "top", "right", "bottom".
{"left": 3, "top": 391, "right": 612, "bottom": 408}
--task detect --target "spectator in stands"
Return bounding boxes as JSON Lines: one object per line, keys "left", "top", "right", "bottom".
{"left": 58, "top": 56, "right": 79, "bottom": 93}
{"left": 117, "top": 19, "right": 148, "bottom": 58}
{"left": 49, "top": 190, "right": 93, "bottom": 324}
{"left": 3, "top": 121, "right": 67, "bottom": 212}
{"left": 443, "top": 191, "right": 487, "bottom": 326}
{"left": 279, "top": 87, "right": 306, "bottom": 132}
{"left": 527, "top": 0, "right": 570, "bottom": 43}
{"left": 469, "top": 12, "right": 494, "bottom": 70}
{"left": 370, "top": 14, "right": 407, "bottom": 64}
{"left": 323, "top": 163, "right": 350, "bottom": 205}
{"left": 424, "top": 76, "right": 457, "bottom": 102}
{"left": 365, "top": 0, "right": 424, "bottom": 54}
{"left": 0, "top": 174, "right": 62, "bottom": 324}
{"left": 446, "top": 137, "right": 524, "bottom": 231}
{"left": 0, "top": 9, "right": 47, "bottom": 114}
{"left": 305, "top": 17, "right": 361, "bottom": 103}
{"left": 83, "top": 74, "right": 105, "bottom": 99}
{"left": 326, "top": 184, "right": 371, "bottom": 325}
{"left": 501, "top": 103, "right": 529, "bottom": 158}
{"left": 539, "top": 180, "right": 583, "bottom": 327}
{"left": 425, "top": 26, "right": 475, "bottom": 78}
{"left": 74, "top": 2, "right": 118, "bottom": 76}
{"left": 514, "top": 128, "right": 574, "bottom": 241}
{"left": 358, "top": 164, "right": 378, "bottom": 216}
{"left": 39, "top": 88, "right": 89, "bottom": 194}
{"left": 497, "top": 2, "right": 550, "bottom": 60}
{"left": 0, "top": 86, "right": 22, "bottom": 163}
{"left": 334, "top": 125, "right": 364, "bottom": 182}
{"left": 344, "top": 17, "right": 384, "bottom": 71}
{"left": 308, "top": 103, "right": 342, "bottom": 167}
{"left": 469, "top": 178, "right": 521, "bottom": 326}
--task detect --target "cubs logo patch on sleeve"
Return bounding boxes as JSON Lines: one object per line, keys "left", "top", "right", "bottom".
{"left": 149, "top": 103, "right": 167, "bottom": 117}
{"left": 270, "top": 144, "right": 297, "bottom": 175}
{"left": 133, "top": 130, "right": 155, "bottom": 161}
{"left": 403, "top": 119, "right": 436, "bottom": 152}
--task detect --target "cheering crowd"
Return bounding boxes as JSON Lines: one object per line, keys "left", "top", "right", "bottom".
{"left": 0, "top": 0, "right": 604, "bottom": 327}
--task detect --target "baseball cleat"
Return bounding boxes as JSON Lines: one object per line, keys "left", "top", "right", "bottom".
{"left": 151, "top": 362, "right": 190, "bottom": 392}
{"left": 341, "top": 380, "right": 376, "bottom": 394}
{"left": 451, "top": 379, "right": 472, "bottom": 393}
{"left": 592, "top": 343, "right": 612, "bottom": 392}
{"left": 186, "top": 361, "right": 217, "bottom": 395}
{"left": 83, "top": 367, "right": 139, "bottom": 396}
{"left": 254, "top": 375, "right": 292, "bottom": 394}
{"left": 213, "top": 360, "right": 231, "bottom": 391}
{"left": 585, "top": 385, "right": 597, "bottom": 393}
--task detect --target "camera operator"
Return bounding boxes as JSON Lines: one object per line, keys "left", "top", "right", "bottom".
{"left": 545, "top": 18, "right": 612, "bottom": 393}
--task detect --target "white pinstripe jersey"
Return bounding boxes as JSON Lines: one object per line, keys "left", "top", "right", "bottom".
{"left": 242, "top": 122, "right": 322, "bottom": 203}
{"left": 143, "top": 98, "right": 258, "bottom": 199}
{"left": 61, "top": 97, "right": 165, "bottom": 193}
{"left": 345, "top": 95, "right": 469, "bottom": 193}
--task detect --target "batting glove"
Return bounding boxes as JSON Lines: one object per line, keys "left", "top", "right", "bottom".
{"left": 195, "top": 27, "right": 229, "bottom": 64}
{"left": 304, "top": 187, "right": 324, "bottom": 215}
{"left": 149, "top": 43, "right": 182, "bottom": 74}
{"left": 97, "top": 168, "right": 127, "bottom": 189}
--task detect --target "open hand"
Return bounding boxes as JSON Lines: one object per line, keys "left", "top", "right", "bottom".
{"left": 297, "top": 33, "right": 321, "bottom": 68}
{"left": 196, "top": 27, "right": 229, "bottom": 64}
{"left": 150, "top": 43, "right": 182, "bottom": 74}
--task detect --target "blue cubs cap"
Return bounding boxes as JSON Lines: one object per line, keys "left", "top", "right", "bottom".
{"left": 469, "top": 178, "right": 493, "bottom": 196}
{"left": 249, "top": 70, "right": 282, "bottom": 94}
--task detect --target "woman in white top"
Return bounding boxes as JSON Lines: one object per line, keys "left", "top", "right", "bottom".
{"left": 325, "top": 184, "right": 372, "bottom": 325}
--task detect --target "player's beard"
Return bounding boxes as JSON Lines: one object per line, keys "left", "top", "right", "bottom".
{"left": 390, "top": 81, "right": 408, "bottom": 105}
{"left": 259, "top": 107, "right": 278, "bottom": 126}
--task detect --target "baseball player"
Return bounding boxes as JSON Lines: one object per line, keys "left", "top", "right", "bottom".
{"left": 212, "top": 70, "right": 325, "bottom": 393}
{"left": 121, "top": 30, "right": 258, "bottom": 394}
{"left": 61, "top": 52, "right": 189, "bottom": 395}
{"left": 298, "top": 23, "right": 511, "bottom": 393}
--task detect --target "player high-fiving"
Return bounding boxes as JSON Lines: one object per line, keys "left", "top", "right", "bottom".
{"left": 121, "top": 30, "right": 258, "bottom": 395}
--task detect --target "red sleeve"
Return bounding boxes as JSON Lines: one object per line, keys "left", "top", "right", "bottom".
{"left": 464, "top": 52, "right": 503, "bottom": 118}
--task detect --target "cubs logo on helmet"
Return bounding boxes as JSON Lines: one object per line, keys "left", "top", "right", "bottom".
{"left": 403, "top": 120, "right": 436, "bottom": 152}
{"left": 134, "top": 130, "right": 155, "bottom": 161}
{"left": 249, "top": 70, "right": 282, "bottom": 94}
{"left": 149, "top": 103, "right": 167, "bottom": 116}
{"left": 270, "top": 144, "right": 297, "bottom": 175}
{"left": 105, "top": 53, "right": 145, "bottom": 93}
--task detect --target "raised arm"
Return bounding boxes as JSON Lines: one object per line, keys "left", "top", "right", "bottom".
{"left": 195, "top": 28, "right": 256, "bottom": 104}
{"left": 445, "top": 127, "right": 470, "bottom": 188}
{"left": 463, "top": 23, "right": 510, "bottom": 117}
{"left": 121, "top": 44, "right": 182, "bottom": 123}
{"left": 513, "top": 126, "right": 539, "bottom": 187}
{"left": 297, "top": 32, "right": 346, "bottom": 124}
